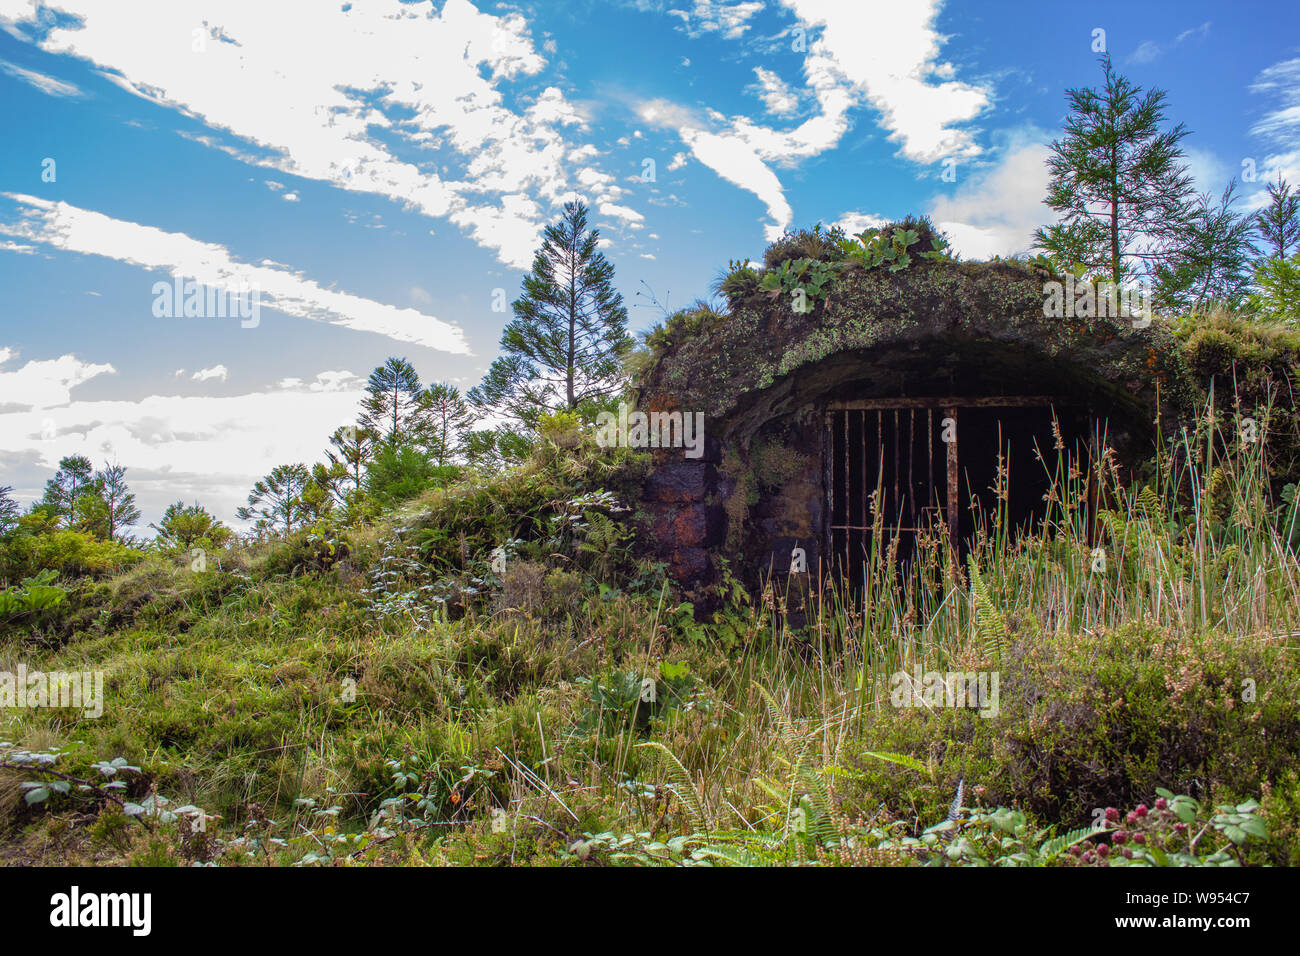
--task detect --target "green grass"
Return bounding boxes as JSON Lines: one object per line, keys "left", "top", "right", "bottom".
{"left": 2, "top": 398, "right": 1299, "bottom": 866}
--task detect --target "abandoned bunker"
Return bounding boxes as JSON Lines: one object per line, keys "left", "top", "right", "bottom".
{"left": 631, "top": 224, "right": 1193, "bottom": 602}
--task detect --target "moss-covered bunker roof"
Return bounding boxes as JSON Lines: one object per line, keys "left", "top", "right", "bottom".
{"left": 634, "top": 251, "right": 1193, "bottom": 435}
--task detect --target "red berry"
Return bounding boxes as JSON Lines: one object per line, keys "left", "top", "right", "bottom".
{"left": 1133, "top": 833, "right": 1146, "bottom": 844}
{"left": 1097, "top": 843, "right": 1110, "bottom": 857}
{"left": 1083, "top": 851, "right": 1094, "bottom": 863}
{"left": 1154, "top": 797, "right": 1168, "bottom": 811}
{"left": 1113, "top": 831, "right": 1127, "bottom": 845}
{"left": 1174, "top": 823, "right": 1187, "bottom": 834}
{"left": 1105, "top": 807, "right": 1120, "bottom": 822}
{"left": 1122, "top": 848, "right": 1134, "bottom": 859}
{"left": 1126, "top": 811, "right": 1139, "bottom": 825}
{"left": 1136, "top": 804, "right": 1149, "bottom": 818}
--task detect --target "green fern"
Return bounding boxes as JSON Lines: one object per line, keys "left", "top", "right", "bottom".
{"left": 967, "top": 559, "right": 1010, "bottom": 663}
{"left": 1038, "top": 825, "right": 1106, "bottom": 862}
{"left": 636, "top": 741, "right": 708, "bottom": 833}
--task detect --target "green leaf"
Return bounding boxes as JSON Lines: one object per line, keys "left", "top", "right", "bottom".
{"left": 24, "top": 787, "right": 50, "bottom": 804}
{"left": 860, "top": 751, "right": 929, "bottom": 775}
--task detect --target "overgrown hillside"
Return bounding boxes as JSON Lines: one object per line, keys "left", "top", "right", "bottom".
{"left": 3, "top": 378, "right": 1299, "bottom": 867}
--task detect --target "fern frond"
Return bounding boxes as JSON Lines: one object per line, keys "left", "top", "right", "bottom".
{"left": 1135, "top": 485, "right": 1160, "bottom": 520}
{"left": 967, "top": 560, "right": 1010, "bottom": 663}
{"left": 636, "top": 741, "right": 708, "bottom": 833}
{"left": 947, "top": 778, "right": 965, "bottom": 822}
{"left": 755, "top": 683, "right": 805, "bottom": 757}
{"left": 693, "top": 844, "right": 769, "bottom": 867}
{"left": 1039, "top": 825, "right": 1106, "bottom": 862}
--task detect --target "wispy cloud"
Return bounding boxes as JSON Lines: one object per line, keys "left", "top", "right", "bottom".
{"left": 1126, "top": 20, "right": 1212, "bottom": 65}
{"left": 0, "top": 358, "right": 369, "bottom": 527}
{"left": 0, "top": 0, "right": 640, "bottom": 269}
{"left": 1248, "top": 57, "right": 1300, "bottom": 198}
{"left": 639, "top": 0, "right": 990, "bottom": 239}
{"left": 0, "top": 193, "right": 471, "bottom": 353}
{"left": 0, "top": 347, "right": 116, "bottom": 411}
{"left": 191, "top": 364, "right": 228, "bottom": 383}
{"left": 927, "top": 130, "right": 1052, "bottom": 260}
{"left": 0, "top": 57, "right": 82, "bottom": 97}
{"left": 668, "top": 1, "right": 765, "bottom": 39}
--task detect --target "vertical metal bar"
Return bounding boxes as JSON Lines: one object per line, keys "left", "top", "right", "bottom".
{"left": 928, "top": 408, "right": 934, "bottom": 512}
{"left": 823, "top": 409, "right": 833, "bottom": 576}
{"left": 893, "top": 408, "right": 900, "bottom": 525}
{"left": 842, "top": 409, "right": 849, "bottom": 530}
{"left": 908, "top": 407, "right": 915, "bottom": 526}
{"left": 860, "top": 408, "right": 867, "bottom": 526}
{"left": 944, "top": 405, "right": 959, "bottom": 563}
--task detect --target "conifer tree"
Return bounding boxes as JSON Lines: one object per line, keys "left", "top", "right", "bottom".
{"left": 360, "top": 357, "right": 424, "bottom": 445}
{"left": 469, "top": 201, "right": 632, "bottom": 428}
{"left": 1034, "top": 56, "right": 1195, "bottom": 284}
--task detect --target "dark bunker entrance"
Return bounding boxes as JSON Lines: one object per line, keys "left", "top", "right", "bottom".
{"left": 824, "top": 396, "right": 1096, "bottom": 589}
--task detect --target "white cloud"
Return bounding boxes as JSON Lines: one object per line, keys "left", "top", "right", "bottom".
{"left": 834, "top": 211, "right": 889, "bottom": 236}
{"left": 275, "top": 370, "right": 362, "bottom": 392}
{"left": 643, "top": 0, "right": 990, "bottom": 238}
{"left": 1127, "top": 21, "right": 1212, "bottom": 64}
{"left": 680, "top": 128, "right": 792, "bottom": 240}
{"left": 0, "top": 348, "right": 115, "bottom": 411}
{"left": 0, "top": 193, "right": 471, "bottom": 353}
{"left": 927, "top": 133, "right": 1052, "bottom": 260}
{"left": 1182, "top": 146, "right": 1231, "bottom": 194}
{"left": 0, "top": 364, "right": 369, "bottom": 528}
{"left": 1249, "top": 57, "right": 1300, "bottom": 193}
{"left": 191, "top": 364, "right": 228, "bottom": 382}
{"left": 750, "top": 67, "right": 800, "bottom": 116}
{"left": 599, "top": 201, "right": 645, "bottom": 227}
{"left": 1128, "top": 41, "right": 1162, "bottom": 65}
{"left": 0, "top": 0, "right": 639, "bottom": 269}
{"left": 669, "top": 1, "right": 764, "bottom": 40}
{"left": 281, "top": 191, "right": 299, "bottom": 202}
{"left": 0, "top": 56, "right": 81, "bottom": 96}
{"left": 0, "top": 56, "right": 80, "bottom": 97}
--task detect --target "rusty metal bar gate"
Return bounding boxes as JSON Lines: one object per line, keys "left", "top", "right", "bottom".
{"left": 824, "top": 396, "right": 1055, "bottom": 580}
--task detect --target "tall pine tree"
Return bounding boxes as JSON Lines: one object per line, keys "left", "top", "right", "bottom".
{"left": 1034, "top": 56, "right": 1195, "bottom": 284}
{"left": 1255, "top": 174, "right": 1300, "bottom": 261}
{"left": 360, "top": 357, "right": 424, "bottom": 445}
{"left": 469, "top": 201, "right": 632, "bottom": 428}
{"left": 96, "top": 462, "right": 141, "bottom": 542}
{"left": 236, "top": 463, "right": 313, "bottom": 535}
{"left": 41, "top": 455, "right": 94, "bottom": 526}
{"left": 418, "top": 383, "right": 473, "bottom": 465}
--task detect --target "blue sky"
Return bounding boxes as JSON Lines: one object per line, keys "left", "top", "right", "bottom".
{"left": 1, "top": 0, "right": 1297, "bottom": 532}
